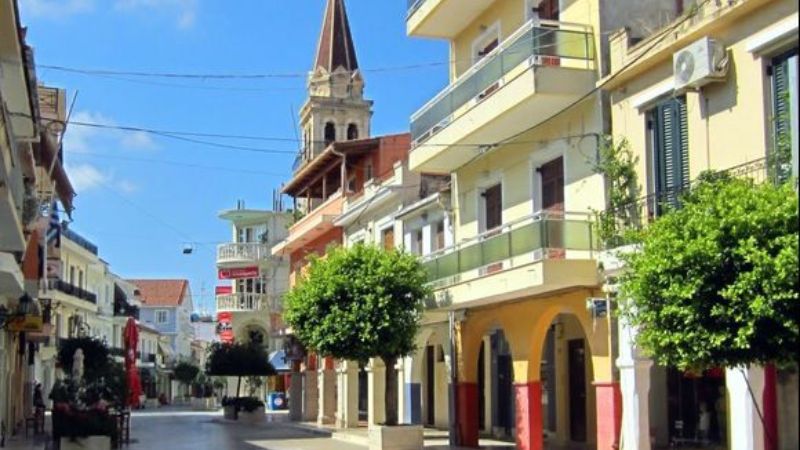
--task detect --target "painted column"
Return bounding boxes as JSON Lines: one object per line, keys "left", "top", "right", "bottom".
{"left": 515, "top": 381, "right": 544, "bottom": 450}
{"left": 317, "top": 358, "right": 336, "bottom": 425}
{"left": 367, "top": 358, "right": 386, "bottom": 428}
{"left": 595, "top": 382, "right": 622, "bottom": 450}
{"left": 336, "top": 361, "right": 359, "bottom": 428}
{"left": 456, "top": 382, "right": 479, "bottom": 447}
{"left": 289, "top": 371, "right": 303, "bottom": 421}
{"left": 403, "top": 354, "right": 422, "bottom": 425}
{"left": 617, "top": 306, "right": 653, "bottom": 450}
{"left": 727, "top": 366, "right": 766, "bottom": 450}
{"left": 762, "top": 364, "right": 777, "bottom": 450}
{"left": 303, "top": 369, "right": 319, "bottom": 422}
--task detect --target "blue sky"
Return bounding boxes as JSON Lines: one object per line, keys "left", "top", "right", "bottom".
{"left": 19, "top": 0, "right": 447, "bottom": 312}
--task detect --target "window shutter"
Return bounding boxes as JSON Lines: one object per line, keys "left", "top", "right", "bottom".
{"left": 652, "top": 96, "right": 689, "bottom": 212}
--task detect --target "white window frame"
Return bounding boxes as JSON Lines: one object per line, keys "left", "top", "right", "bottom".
{"left": 471, "top": 21, "right": 502, "bottom": 65}
{"left": 155, "top": 310, "right": 169, "bottom": 325}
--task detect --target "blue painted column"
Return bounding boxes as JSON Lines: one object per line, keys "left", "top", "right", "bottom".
{"left": 404, "top": 382, "right": 422, "bottom": 425}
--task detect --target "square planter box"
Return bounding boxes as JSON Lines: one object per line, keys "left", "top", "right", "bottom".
{"left": 369, "top": 425, "right": 424, "bottom": 450}
{"left": 223, "top": 405, "right": 237, "bottom": 420}
{"left": 238, "top": 407, "right": 266, "bottom": 424}
{"left": 59, "top": 436, "right": 112, "bottom": 450}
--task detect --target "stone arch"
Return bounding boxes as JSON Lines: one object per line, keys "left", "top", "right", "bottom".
{"left": 324, "top": 121, "right": 336, "bottom": 146}
{"left": 347, "top": 123, "right": 359, "bottom": 140}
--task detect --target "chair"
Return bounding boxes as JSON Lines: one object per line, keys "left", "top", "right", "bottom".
{"left": 116, "top": 410, "right": 131, "bottom": 445}
{"left": 24, "top": 406, "right": 45, "bottom": 436}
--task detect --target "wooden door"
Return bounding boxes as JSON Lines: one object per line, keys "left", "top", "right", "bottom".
{"left": 540, "top": 158, "right": 565, "bottom": 257}
{"left": 483, "top": 184, "right": 503, "bottom": 231}
{"left": 425, "top": 346, "right": 435, "bottom": 426}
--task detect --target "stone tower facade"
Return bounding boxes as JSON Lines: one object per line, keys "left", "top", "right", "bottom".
{"left": 299, "top": 0, "right": 373, "bottom": 164}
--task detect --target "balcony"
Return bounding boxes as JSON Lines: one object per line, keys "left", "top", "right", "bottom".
{"left": 409, "top": 21, "right": 596, "bottom": 173}
{"left": 422, "top": 212, "right": 599, "bottom": 309}
{"left": 216, "top": 293, "right": 271, "bottom": 313}
{"left": 217, "top": 243, "right": 272, "bottom": 268}
{"left": 272, "top": 191, "right": 344, "bottom": 256}
{"left": 0, "top": 93, "right": 25, "bottom": 253}
{"left": 47, "top": 279, "right": 98, "bottom": 305}
{"left": 407, "top": 0, "right": 497, "bottom": 38}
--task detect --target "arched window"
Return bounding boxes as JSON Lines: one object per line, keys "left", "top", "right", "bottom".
{"left": 347, "top": 123, "right": 359, "bottom": 140}
{"left": 324, "top": 122, "right": 336, "bottom": 146}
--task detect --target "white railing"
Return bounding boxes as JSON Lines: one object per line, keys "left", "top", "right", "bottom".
{"left": 216, "top": 243, "right": 271, "bottom": 263}
{"left": 216, "top": 293, "right": 270, "bottom": 312}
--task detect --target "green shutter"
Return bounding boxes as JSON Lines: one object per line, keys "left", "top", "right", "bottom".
{"left": 652, "top": 96, "right": 689, "bottom": 211}
{"left": 773, "top": 54, "right": 791, "bottom": 140}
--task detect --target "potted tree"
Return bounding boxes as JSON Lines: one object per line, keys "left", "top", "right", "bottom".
{"left": 285, "top": 245, "right": 429, "bottom": 450}
{"left": 51, "top": 337, "right": 121, "bottom": 450}
{"left": 173, "top": 361, "right": 199, "bottom": 405}
{"left": 206, "top": 342, "right": 275, "bottom": 422}
{"left": 191, "top": 374, "right": 216, "bottom": 410}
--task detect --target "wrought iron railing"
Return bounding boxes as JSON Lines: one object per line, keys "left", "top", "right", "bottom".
{"left": 410, "top": 20, "right": 595, "bottom": 144}
{"left": 47, "top": 279, "right": 98, "bottom": 304}
{"left": 422, "top": 211, "right": 596, "bottom": 287}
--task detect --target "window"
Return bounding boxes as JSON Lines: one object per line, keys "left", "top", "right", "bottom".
{"left": 382, "top": 227, "right": 395, "bottom": 251}
{"left": 481, "top": 183, "right": 503, "bottom": 232}
{"left": 414, "top": 229, "right": 424, "bottom": 256}
{"left": 324, "top": 122, "right": 336, "bottom": 146}
{"left": 434, "top": 220, "right": 446, "bottom": 251}
{"left": 78, "top": 270, "right": 83, "bottom": 289}
{"left": 648, "top": 96, "right": 689, "bottom": 215}
{"left": 155, "top": 310, "right": 169, "bottom": 324}
{"left": 347, "top": 123, "right": 359, "bottom": 140}
{"left": 69, "top": 267, "right": 75, "bottom": 285}
{"left": 770, "top": 49, "right": 798, "bottom": 180}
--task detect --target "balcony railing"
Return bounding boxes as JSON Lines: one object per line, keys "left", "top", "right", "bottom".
{"left": 422, "top": 212, "right": 596, "bottom": 288}
{"left": 47, "top": 279, "right": 98, "bottom": 304}
{"left": 407, "top": 0, "right": 426, "bottom": 16}
{"left": 217, "top": 243, "right": 271, "bottom": 264}
{"left": 216, "top": 293, "right": 270, "bottom": 312}
{"left": 411, "top": 20, "right": 594, "bottom": 144}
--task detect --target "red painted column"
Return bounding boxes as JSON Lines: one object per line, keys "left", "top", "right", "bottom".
{"left": 763, "top": 364, "right": 778, "bottom": 450}
{"left": 456, "top": 383, "right": 479, "bottom": 448}
{"left": 595, "top": 382, "right": 622, "bottom": 450}
{"left": 515, "top": 382, "right": 543, "bottom": 450}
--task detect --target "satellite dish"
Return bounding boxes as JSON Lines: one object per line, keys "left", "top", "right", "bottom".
{"left": 675, "top": 51, "right": 696, "bottom": 86}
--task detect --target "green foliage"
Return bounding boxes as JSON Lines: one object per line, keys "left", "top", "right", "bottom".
{"left": 173, "top": 361, "right": 200, "bottom": 386}
{"left": 620, "top": 173, "right": 799, "bottom": 370}
{"left": 57, "top": 337, "right": 111, "bottom": 383}
{"left": 284, "top": 244, "right": 430, "bottom": 363}
{"left": 205, "top": 342, "right": 276, "bottom": 377}
{"left": 591, "top": 137, "right": 642, "bottom": 248}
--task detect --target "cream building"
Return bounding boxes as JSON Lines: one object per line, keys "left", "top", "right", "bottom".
{"left": 404, "top": 1, "right": 695, "bottom": 449}
{"left": 602, "top": 0, "right": 798, "bottom": 449}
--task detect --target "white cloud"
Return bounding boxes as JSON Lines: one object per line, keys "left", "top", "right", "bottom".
{"left": 120, "top": 131, "right": 158, "bottom": 150}
{"left": 19, "top": 0, "right": 94, "bottom": 19}
{"left": 63, "top": 110, "right": 159, "bottom": 154}
{"left": 66, "top": 163, "right": 109, "bottom": 192}
{"left": 114, "top": 0, "right": 198, "bottom": 29}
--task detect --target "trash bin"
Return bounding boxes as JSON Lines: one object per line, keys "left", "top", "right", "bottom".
{"left": 267, "top": 392, "right": 287, "bottom": 411}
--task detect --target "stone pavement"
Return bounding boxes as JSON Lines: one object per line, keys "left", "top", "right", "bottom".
{"left": 0, "top": 408, "right": 584, "bottom": 449}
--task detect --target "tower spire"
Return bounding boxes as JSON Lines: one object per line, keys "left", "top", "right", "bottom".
{"left": 313, "top": 0, "right": 359, "bottom": 74}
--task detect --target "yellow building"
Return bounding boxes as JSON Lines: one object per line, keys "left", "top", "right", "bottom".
{"left": 404, "top": 1, "right": 698, "bottom": 449}
{"left": 602, "top": 0, "right": 798, "bottom": 449}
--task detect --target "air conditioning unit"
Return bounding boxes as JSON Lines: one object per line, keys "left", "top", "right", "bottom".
{"left": 673, "top": 37, "right": 729, "bottom": 91}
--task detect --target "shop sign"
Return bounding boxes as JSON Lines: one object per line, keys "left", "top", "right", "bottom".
{"left": 215, "top": 285, "right": 233, "bottom": 295}
{"left": 218, "top": 267, "right": 259, "bottom": 280}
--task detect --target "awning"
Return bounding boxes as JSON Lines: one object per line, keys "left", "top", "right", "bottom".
{"left": 34, "top": 132, "right": 75, "bottom": 216}
{"left": 157, "top": 340, "right": 175, "bottom": 358}
{"left": 268, "top": 350, "right": 291, "bottom": 373}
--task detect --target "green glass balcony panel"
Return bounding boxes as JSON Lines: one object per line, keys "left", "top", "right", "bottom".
{"left": 482, "top": 233, "right": 511, "bottom": 265}
{"left": 459, "top": 244, "right": 483, "bottom": 273}
{"left": 423, "top": 260, "right": 439, "bottom": 280}
{"left": 510, "top": 222, "right": 542, "bottom": 257}
{"left": 437, "top": 251, "right": 460, "bottom": 279}
{"left": 562, "top": 219, "right": 594, "bottom": 250}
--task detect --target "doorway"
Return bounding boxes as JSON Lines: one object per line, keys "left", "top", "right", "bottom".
{"left": 539, "top": 157, "right": 565, "bottom": 258}
{"left": 425, "top": 345, "right": 435, "bottom": 426}
{"left": 568, "top": 339, "right": 588, "bottom": 442}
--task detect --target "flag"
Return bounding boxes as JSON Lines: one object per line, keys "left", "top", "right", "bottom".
{"left": 46, "top": 201, "right": 60, "bottom": 248}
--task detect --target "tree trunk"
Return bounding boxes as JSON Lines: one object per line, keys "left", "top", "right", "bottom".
{"left": 383, "top": 356, "right": 398, "bottom": 426}
{"left": 236, "top": 376, "right": 242, "bottom": 398}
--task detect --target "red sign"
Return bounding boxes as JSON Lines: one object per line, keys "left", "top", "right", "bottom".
{"left": 217, "top": 312, "right": 234, "bottom": 344}
{"left": 215, "top": 285, "right": 233, "bottom": 295}
{"left": 218, "top": 266, "right": 259, "bottom": 280}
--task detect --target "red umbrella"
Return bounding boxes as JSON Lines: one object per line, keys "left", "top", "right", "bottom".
{"left": 123, "top": 317, "right": 142, "bottom": 409}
